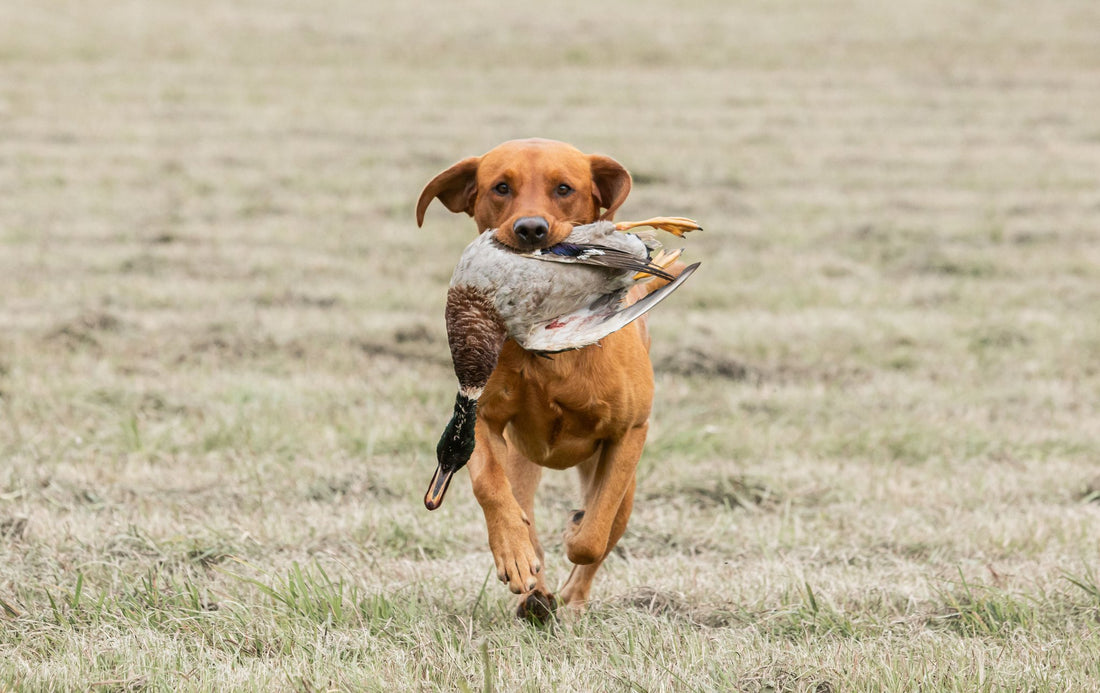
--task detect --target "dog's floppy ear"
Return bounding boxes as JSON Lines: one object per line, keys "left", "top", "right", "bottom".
{"left": 416, "top": 156, "right": 481, "bottom": 227}
{"left": 589, "top": 154, "right": 632, "bottom": 221}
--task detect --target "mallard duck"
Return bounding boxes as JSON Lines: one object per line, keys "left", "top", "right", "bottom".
{"left": 425, "top": 217, "right": 701, "bottom": 510}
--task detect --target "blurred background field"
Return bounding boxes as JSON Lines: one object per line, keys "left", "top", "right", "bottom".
{"left": 1, "top": 1, "right": 1099, "bottom": 690}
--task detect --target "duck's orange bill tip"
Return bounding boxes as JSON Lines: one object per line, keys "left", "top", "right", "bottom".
{"left": 424, "top": 465, "right": 454, "bottom": 511}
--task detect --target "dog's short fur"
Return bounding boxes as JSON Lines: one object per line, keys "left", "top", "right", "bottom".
{"left": 417, "top": 138, "right": 683, "bottom": 618}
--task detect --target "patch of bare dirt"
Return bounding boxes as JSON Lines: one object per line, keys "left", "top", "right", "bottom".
{"left": 614, "top": 587, "right": 744, "bottom": 628}
{"left": 354, "top": 330, "right": 448, "bottom": 367}
{"left": 179, "top": 329, "right": 306, "bottom": 364}
{"left": 0, "top": 516, "right": 28, "bottom": 541}
{"left": 655, "top": 346, "right": 757, "bottom": 381}
{"left": 44, "top": 310, "right": 125, "bottom": 351}
{"left": 646, "top": 474, "right": 782, "bottom": 511}
{"left": 252, "top": 291, "right": 342, "bottom": 309}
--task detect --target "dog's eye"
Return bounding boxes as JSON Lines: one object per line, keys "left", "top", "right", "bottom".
{"left": 556, "top": 183, "right": 573, "bottom": 196}
{"left": 493, "top": 182, "right": 510, "bottom": 195}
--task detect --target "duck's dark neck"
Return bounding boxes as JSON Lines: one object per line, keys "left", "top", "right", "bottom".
{"left": 436, "top": 391, "right": 478, "bottom": 463}
{"left": 426, "top": 390, "right": 480, "bottom": 510}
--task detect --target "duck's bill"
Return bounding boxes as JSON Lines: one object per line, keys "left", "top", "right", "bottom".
{"left": 519, "top": 262, "right": 701, "bottom": 353}
{"left": 424, "top": 464, "right": 454, "bottom": 511}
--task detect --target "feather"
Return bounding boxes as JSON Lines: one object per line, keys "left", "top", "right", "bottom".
{"left": 529, "top": 242, "right": 676, "bottom": 281}
{"left": 519, "top": 262, "right": 700, "bottom": 353}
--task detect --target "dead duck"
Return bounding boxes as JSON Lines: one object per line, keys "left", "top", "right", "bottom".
{"left": 425, "top": 217, "right": 701, "bottom": 510}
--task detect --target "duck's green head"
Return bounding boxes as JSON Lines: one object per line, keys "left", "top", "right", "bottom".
{"left": 425, "top": 391, "right": 479, "bottom": 510}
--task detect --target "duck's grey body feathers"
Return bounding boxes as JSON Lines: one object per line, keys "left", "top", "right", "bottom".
{"left": 450, "top": 221, "right": 692, "bottom": 353}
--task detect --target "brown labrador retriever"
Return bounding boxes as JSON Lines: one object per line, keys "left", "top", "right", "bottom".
{"left": 417, "top": 138, "right": 690, "bottom": 619}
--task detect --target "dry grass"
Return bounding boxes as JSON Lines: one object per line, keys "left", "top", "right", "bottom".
{"left": 2, "top": 0, "right": 1100, "bottom": 690}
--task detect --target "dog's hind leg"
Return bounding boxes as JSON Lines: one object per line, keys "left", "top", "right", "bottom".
{"left": 559, "top": 474, "right": 636, "bottom": 610}
{"left": 562, "top": 423, "right": 646, "bottom": 566}
{"left": 558, "top": 425, "right": 644, "bottom": 610}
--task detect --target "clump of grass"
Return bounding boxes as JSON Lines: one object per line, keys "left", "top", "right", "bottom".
{"left": 184, "top": 542, "right": 233, "bottom": 568}
{"left": 44, "top": 568, "right": 217, "bottom": 630}
{"left": 929, "top": 570, "right": 1038, "bottom": 637}
{"left": 761, "top": 582, "right": 864, "bottom": 640}
{"left": 1063, "top": 565, "right": 1100, "bottom": 610}
{"left": 228, "top": 561, "right": 363, "bottom": 626}
{"left": 1078, "top": 475, "right": 1100, "bottom": 504}
{"left": 735, "top": 668, "right": 838, "bottom": 693}
{"left": 222, "top": 560, "right": 405, "bottom": 632}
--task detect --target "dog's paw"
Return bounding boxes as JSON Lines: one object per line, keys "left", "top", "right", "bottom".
{"left": 516, "top": 589, "right": 557, "bottom": 624}
{"left": 488, "top": 519, "right": 542, "bottom": 594}
{"left": 562, "top": 509, "right": 606, "bottom": 565}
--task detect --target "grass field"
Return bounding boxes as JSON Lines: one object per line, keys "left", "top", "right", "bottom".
{"left": 2, "top": 1, "right": 1100, "bottom": 690}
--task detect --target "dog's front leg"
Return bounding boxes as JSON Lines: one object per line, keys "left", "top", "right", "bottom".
{"left": 563, "top": 422, "right": 648, "bottom": 566}
{"left": 468, "top": 418, "right": 543, "bottom": 594}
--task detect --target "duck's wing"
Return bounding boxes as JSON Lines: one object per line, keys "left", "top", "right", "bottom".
{"left": 518, "top": 262, "right": 701, "bottom": 353}
{"left": 527, "top": 243, "right": 676, "bottom": 281}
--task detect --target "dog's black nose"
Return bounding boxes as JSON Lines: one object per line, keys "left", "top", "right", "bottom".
{"left": 513, "top": 216, "right": 549, "bottom": 246}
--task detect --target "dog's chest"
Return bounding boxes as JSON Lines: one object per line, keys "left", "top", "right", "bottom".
{"left": 489, "top": 363, "right": 621, "bottom": 468}
{"left": 481, "top": 334, "right": 651, "bottom": 467}
{"left": 505, "top": 395, "right": 611, "bottom": 469}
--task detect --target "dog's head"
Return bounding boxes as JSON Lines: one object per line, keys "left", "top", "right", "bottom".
{"left": 416, "top": 138, "right": 632, "bottom": 250}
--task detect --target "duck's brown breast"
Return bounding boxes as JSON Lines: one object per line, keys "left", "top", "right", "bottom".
{"left": 445, "top": 285, "right": 507, "bottom": 392}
